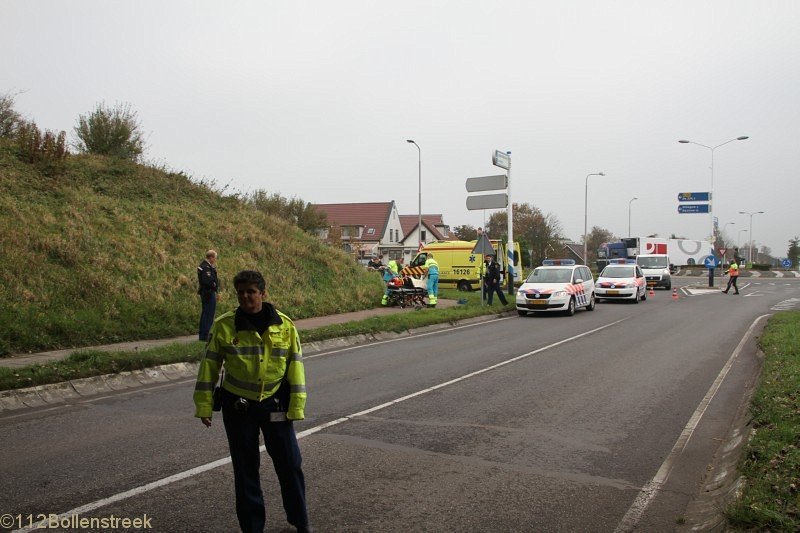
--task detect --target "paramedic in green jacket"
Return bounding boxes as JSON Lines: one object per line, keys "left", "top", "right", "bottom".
{"left": 194, "top": 270, "right": 311, "bottom": 533}
{"left": 424, "top": 253, "right": 440, "bottom": 307}
{"left": 380, "top": 256, "right": 403, "bottom": 305}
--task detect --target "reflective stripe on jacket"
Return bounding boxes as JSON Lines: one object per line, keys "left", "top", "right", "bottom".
{"left": 193, "top": 308, "right": 306, "bottom": 420}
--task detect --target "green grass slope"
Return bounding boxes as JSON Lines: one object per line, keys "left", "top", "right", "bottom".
{"left": 0, "top": 142, "right": 384, "bottom": 356}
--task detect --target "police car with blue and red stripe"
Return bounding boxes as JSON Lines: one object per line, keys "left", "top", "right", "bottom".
{"left": 596, "top": 259, "right": 647, "bottom": 303}
{"left": 515, "top": 259, "right": 596, "bottom": 317}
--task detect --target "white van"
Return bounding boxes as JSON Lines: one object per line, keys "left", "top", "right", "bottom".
{"left": 636, "top": 254, "right": 672, "bottom": 289}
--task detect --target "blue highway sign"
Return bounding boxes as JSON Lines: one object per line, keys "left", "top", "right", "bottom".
{"left": 678, "top": 192, "right": 710, "bottom": 202}
{"left": 678, "top": 204, "right": 710, "bottom": 214}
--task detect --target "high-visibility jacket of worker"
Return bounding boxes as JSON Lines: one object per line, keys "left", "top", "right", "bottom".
{"left": 727, "top": 262, "right": 739, "bottom": 277}
{"left": 193, "top": 307, "right": 307, "bottom": 420}
{"left": 424, "top": 256, "right": 440, "bottom": 306}
{"left": 381, "top": 259, "right": 401, "bottom": 305}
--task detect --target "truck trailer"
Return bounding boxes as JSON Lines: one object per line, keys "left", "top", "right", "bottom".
{"left": 597, "top": 237, "right": 713, "bottom": 270}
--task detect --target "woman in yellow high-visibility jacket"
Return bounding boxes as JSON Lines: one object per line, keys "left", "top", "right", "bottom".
{"left": 194, "top": 270, "right": 310, "bottom": 532}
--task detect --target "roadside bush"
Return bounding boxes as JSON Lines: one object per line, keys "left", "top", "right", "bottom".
{"left": 751, "top": 263, "right": 771, "bottom": 271}
{"left": 73, "top": 102, "right": 144, "bottom": 161}
{"left": 14, "top": 120, "right": 68, "bottom": 176}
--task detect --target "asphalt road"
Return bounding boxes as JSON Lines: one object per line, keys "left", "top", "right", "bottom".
{"left": 2, "top": 277, "right": 799, "bottom": 532}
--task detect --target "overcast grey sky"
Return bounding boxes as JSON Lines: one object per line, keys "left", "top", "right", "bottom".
{"left": 4, "top": 1, "right": 799, "bottom": 258}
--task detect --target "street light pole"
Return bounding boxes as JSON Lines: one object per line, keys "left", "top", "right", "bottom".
{"left": 678, "top": 135, "right": 748, "bottom": 287}
{"left": 678, "top": 136, "right": 748, "bottom": 246}
{"left": 406, "top": 140, "right": 421, "bottom": 252}
{"left": 739, "top": 210, "right": 764, "bottom": 265}
{"left": 584, "top": 172, "right": 605, "bottom": 266}
{"left": 628, "top": 197, "right": 638, "bottom": 238}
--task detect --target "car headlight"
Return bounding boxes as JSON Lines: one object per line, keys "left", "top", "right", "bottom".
{"left": 553, "top": 290, "right": 567, "bottom": 297}
{"left": 662, "top": 269, "right": 670, "bottom": 275}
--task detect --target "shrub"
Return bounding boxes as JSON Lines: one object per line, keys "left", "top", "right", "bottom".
{"left": 0, "top": 92, "right": 23, "bottom": 138}
{"left": 73, "top": 102, "right": 144, "bottom": 161}
{"left": 14, "top": 120, "right": 68, "bottom": 175}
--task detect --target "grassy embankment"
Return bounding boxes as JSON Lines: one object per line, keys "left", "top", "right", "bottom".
{"left": 0, "top": 290, "right": 512, "bottom": 390}
{"left": 0, "top": 139, "right": 383, "bottom": 357}
{"left": 726, "top": 311, "right": 800, "bottom": 531}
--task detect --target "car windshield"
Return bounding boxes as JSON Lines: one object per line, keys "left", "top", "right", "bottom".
{"left": 638, "top": 257, "right": 668, "bottom": 268}
{"left": 527, "top": 268, "right": 573, "bottom": 283}
{"left": 600, "top": 266, "right": 635, "bottom": 278}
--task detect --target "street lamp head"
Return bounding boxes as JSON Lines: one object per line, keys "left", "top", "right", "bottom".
{"left": 406, "top": 139, "right": 415, "bottom": 143}
{"left": 737, "top": 136, "right": 749, "bottom": 141}
{"left": 678, "top": 140, "right": 691, "bottom": 143}
{"left": 599, "top": 172, "right": 605, "bottom": 176}
{"left": 757, "top": 210, "right": 764, "bottom": 214}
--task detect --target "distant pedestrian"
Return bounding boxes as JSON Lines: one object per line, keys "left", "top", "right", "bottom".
{"left": 197, "top": 249, "right": 218, "bottom": 341}
{"left": 483, "top": 254, "right": 508, "bottom": 305}
{"left": 367, "top": 255, "right": 384, "bottom": 272}
{"left": 194, "top": 270, "right": 311, "bottom": 533}
{"left": 723, "top": 260, "right": 740, "bottom": 294}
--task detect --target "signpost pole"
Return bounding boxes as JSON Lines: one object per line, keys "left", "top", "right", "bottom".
{"left": 506, "top": 152, "right": 514, "bottom": 296}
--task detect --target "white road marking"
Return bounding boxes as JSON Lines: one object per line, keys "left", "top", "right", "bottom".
{"left": 614, "top": 314, "right": 770, "bottom": 532}
{"left": 304, "top": 316, "right": 516, "bottom": 359}
{"left": 15, "top": 318, "right": 631, "bottom": 532}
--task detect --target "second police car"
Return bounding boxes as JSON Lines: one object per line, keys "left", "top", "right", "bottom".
{"left": 516, "top": 259, "right": 596, "bottom": 317}
{"left": 595, "top": 259, "right": 647, "bottom": 303}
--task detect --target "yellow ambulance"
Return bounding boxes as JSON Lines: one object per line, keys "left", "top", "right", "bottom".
{"left": 403, "top": 240, "right": 523, "bottom": 292}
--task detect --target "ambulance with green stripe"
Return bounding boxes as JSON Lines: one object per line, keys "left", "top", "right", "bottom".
{"left": 404, "top": 240, "right": 522, "bottom": 292}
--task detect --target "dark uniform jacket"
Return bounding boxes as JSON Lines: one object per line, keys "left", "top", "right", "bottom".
{"left": 484, "top": 261, "right": 502, "bottom": 286}
{"left": 197, "top": 260, "right": 218, "bottom": 297}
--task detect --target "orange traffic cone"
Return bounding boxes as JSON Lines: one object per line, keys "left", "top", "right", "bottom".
{"left": 672, "top": 288, "right": 679, "bottom": 301}
{"left": 649, "top": 286, "right": 655, "bottom": 297}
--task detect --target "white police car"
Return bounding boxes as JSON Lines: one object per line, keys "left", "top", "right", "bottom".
{"left": 516, "top": 259, "right": 596, "bottom": 317}
{"left": 596, "top": 259, "right": 647, "bottom": 303}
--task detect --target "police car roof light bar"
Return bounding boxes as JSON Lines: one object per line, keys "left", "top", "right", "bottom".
{"left": 610, "top": 259, "right": 637, "bottom": 264}
{"left": 542, "top": 259, "right": 576, "bottom": 266}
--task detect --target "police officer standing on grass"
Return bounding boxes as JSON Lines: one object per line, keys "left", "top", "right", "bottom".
{"left": 194, "top": 270, "right": 311, "bottom": 533}
{"left": 484, "top": 254, "right": 508, "bottom": 306}
{"left": 198, "top": 249, "right": 219, "bottom": 341}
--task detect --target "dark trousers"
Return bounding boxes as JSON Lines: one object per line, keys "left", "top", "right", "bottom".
{"left": 725, "top": 276, "right": 739, "bottom": 293}
{"left": 485, "top": 282, "right": 508, "bottom": 305}
{"left": 199, "top": 293, "right": 216, "bottom": 341}
{"left": 222, "top": 392, "right": 308, "bottom": 533}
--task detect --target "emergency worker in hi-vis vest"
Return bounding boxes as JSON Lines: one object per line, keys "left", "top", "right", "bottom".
{"left": 425, "top": 253, "right": 440, "bottom": 307}
{"left": 194, "top": 270, "right": 311, "bottom": 533}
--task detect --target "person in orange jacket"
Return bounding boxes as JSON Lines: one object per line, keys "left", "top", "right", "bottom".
{"left": 723, "top": 260, "right": 740, "bottom": 294}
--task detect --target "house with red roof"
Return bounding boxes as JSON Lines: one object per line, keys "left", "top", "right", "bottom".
{"left": 312, "top": 202, "right": 452, "bottom": 263}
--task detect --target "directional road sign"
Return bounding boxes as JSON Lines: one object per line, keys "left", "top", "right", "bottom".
{"left": 678, "top": 192, "right": 710, "bottom": 202}
{"left": 782, "top": 258, "right": 793, "bottom": 268}
{"left": 492, "top": 150, "right": 510, "bottom": 170}
{"left": 466, "top": 174, "right": 508, "bottom": 192}
{"left": 702, "top": 255, "right": 719, "bottom": 269}
{"left": 466, "top": 193, "right": 508, "bottom": 210}
{"left": 678, "top": 204, "right": 710, "bottom": 214}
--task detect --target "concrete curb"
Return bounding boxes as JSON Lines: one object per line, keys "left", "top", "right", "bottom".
{"left": 678, "top": 349, "right": 765, "bottom": 532}
{"left": 0, "top": 362, "right": 201, "bottom": 414}
{"left": 0, "top": 311, "right": 514, "bottom": 413}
